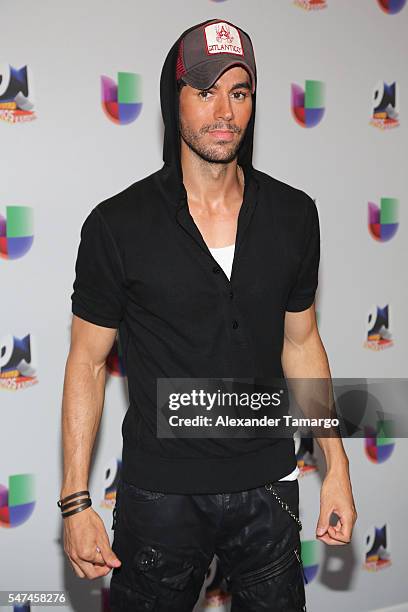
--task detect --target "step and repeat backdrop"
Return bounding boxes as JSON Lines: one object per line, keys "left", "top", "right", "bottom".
{"left": 1, "top": 1, "right": 407, "bottom": 611}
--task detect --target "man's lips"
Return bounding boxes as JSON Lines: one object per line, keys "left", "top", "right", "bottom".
{"left": 209, "top": 130, "right": 235, "bottom": 141}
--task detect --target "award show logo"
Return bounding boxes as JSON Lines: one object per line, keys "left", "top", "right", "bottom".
{"left": 364, "top": 305, "right": 393, "bottom": 351}
{"left": 370, "top": 81, "right": 399, "bottom": 129}
{"left": 294, "top": 0, "right": 327, "bottom": 9}
{"left": 101, "top": 72, "right": 142, "bottom": 125}
{"left": 100, "top": 457, "right": 122, "bottom": 510}
{"left": 0, "top": 474, "right": 36, "bottom": 528}
{"left": 0, "top": 64, "right": 36, "bottom": 124}
{"left": 106, "top": 333, "right": 126, "bottom": 377}
{"left": 0, "top": 206, "right": 34, "bottom": 260}
{"left": 377, "top": 0, "right": 406, "bottom": 14}
{"left": 368, "top": 198, "right": 399, "bottom": 242}
{"left": 364, "top": 525, "right": 392, "bottom": 571}
{"left": 203, "top": 557, "right": 231, "bottom": 607}
{"left": 291, "top": 80, "right": 325, "bottom": 127}
{"left": 295, "top": 432, "right": 318, "bottom": 476}
{"left": 364, "top": 420, "right": 395, "bottom": 463}
{"left": 300, "top": 540, "right": 320, "bottom": 583}
{"left": 0, "top": 333, "right": 38, "bottom": 390}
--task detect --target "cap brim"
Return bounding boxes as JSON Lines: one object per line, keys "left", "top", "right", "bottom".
{"left": 181, "top": 59, "right": 256, "bottom": 94}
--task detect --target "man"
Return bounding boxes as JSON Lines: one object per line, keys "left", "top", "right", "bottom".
{"left": 60, "top": 18, "right": 357, "bottom": 611}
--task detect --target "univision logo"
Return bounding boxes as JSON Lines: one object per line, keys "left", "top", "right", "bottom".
{"left": 0, "top": 474, "right": 35, "bottom": 528}
{"left": 291, "top": 80, "right": 325, "bottom": 127}
{"left": 377, "top": 0, "right": 406, "bottom": 14}
{"left": 101, "top": 72, "right": 142, "bottom": 125}
{"left": 0, "top": 206, "right": 34, "bottom": 259}
{"left": 300, "top": 540, "right": 320, "bottom": 583}
{"left": 364, "top": 420, "right": 395, "bottom": 463}
{"left": 368, "top": 198, "right": 399, "bottom": 242}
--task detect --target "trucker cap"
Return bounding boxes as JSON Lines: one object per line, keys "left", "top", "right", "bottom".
{"left": 176, "top": 19, "right": 257, "bottom": 94}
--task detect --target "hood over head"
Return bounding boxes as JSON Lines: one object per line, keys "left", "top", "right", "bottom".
{"left": 159, "top": 18, "right": 257, "bottom": 202}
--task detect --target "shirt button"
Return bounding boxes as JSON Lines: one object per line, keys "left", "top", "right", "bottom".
{"left": 229, "top": 290, "right": 234, "bottom": 299}
{"left": 213, "top": 266, "right": 221, "bottom": 274}
{"left": 232, "top": 320, "right": 239, "bottom": 329}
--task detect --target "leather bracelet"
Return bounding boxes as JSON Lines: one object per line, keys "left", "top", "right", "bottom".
{"left": 57, "top": 489, "right": 90, "bottom": 508}
{"left": 59, "top": 496, "right": 90, "bottom": 512}
{"left": 61, "top": 499, "right": 92, "bottom": 518}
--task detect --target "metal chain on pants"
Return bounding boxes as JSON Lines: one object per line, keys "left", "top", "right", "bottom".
{"left": 264, "top": 483, "right": 303, "bottom": 531}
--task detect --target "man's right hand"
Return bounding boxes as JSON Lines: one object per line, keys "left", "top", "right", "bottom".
{"left": 62, "top": 506, "right": 121, "bottom": 579}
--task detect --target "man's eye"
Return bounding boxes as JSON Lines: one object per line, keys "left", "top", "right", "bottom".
{"left": 198, "top": 90, "right": 248, "bottom": 100}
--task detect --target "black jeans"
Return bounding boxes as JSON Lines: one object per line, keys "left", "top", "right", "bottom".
{"left": 109, "top": 478, "right": 307, "bottom": 611}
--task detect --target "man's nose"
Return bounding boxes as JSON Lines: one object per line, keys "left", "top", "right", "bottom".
{"left": 214, "top": 94, "right": 233, "bottom": 121}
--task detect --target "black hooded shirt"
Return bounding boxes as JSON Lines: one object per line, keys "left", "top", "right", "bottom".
{"left": 70, "top": 19, "right": 320, "bottom": 494}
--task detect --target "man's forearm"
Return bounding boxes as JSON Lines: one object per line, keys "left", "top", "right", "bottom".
{"left": 282, "top": 328, "right": 349, "bottom": 472}
{"left": 60, "top": 354, "right": 106, "bottom": 497}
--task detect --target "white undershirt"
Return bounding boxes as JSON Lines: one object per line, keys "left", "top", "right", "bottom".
{"left": 208, "top": 242, "right": 300, "bottom": 482}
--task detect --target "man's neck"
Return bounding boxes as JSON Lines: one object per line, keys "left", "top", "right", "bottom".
{"left": 180, "top": 142, "right": 244, "bottom": 210}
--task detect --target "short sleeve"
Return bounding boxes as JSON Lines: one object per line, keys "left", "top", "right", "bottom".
{"left": 286, "top": 195, "right": 320, "bottom": 312}
{"left": 71, "top": 206, "right": 127, "bottom": 328}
